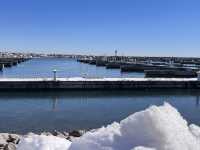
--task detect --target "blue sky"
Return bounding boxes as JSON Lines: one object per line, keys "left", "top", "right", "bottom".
{"left": 0, "top": 0, "right": 200, "bottom": 56}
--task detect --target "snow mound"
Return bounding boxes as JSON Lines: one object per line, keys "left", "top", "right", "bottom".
{"left": 17, "top": 103, "right": 200, "bottom": 150}
{"left": 17, "top": 134, "right": 71, "bottom": 150}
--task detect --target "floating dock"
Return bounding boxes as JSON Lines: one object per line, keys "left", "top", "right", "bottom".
{"left": 0, "top": 77, "right": 199, "bottom": 90}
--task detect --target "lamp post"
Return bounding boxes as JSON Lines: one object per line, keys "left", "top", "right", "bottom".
{"left": 115, "top": 50, "right": 117, "bottom": 57}
{"left": 53, "top": 69, "right": 57, "bottom": 81}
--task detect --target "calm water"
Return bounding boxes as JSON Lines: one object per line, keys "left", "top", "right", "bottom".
{"left": 0, "top": 58, "right": 144, "bottom": 78}
{"left": 0, "top": 58, "right": 199, "bottom": 134}
{"left": 0, "top": 90, "right": 200, "bottom": 134}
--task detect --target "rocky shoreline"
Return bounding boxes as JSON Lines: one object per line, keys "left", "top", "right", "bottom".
{"left": 0, "top": 130, "right": 86, "bottom": 150}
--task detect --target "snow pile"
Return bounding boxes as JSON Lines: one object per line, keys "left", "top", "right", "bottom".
{"left": 17, "top": 134, "right": 71, "bottom": 150}
{"left": 17, "top": 103, "right": 200, "bottom": 150}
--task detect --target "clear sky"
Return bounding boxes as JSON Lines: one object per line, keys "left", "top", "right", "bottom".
{"left": 0, "top": 0, "right": 200, "bottom": 56}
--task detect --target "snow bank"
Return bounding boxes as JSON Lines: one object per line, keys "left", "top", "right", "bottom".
{"left": 17, "top": 103, "right": 200, "bottom": 150}
{"left": 17, "top": 134, "right": 71, "bottom": 150}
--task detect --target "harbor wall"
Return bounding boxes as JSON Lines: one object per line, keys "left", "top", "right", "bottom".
{"left": 0, "top": 79, "right": 199, "bottom": 90}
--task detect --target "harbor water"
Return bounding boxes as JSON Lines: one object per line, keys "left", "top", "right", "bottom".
{"left": 0, "top": 58, "right": 144, "bottom": 78}
{"left": 0, "top": 58, "right": 199, "bottom": 134}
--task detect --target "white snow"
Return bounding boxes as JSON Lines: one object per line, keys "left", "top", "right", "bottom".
{"left": 17, "top": 134, "right": 71, "bottom": 150}
{"left": 132, "top": 147, "right": 156, "bottom": 150}
{"left": 17, "top": 103, "right": 200, "bottom": 150}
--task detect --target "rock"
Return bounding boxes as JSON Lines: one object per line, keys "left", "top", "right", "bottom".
{"left": 52, "top": 130, "right": 60, "bottom": 136}
{"left": 69, "top": 130, "right": 82, "bottom": 137}
{"left": 52, "top": 130, "right": 67, "bottom": 139}
{"left": 0, "top": 143, "right": 6, "bottom": 148}
{"left": 67, "top": 136, "right": 76, "bottom": 141}
{"left": 0, "top": 134, "right": 8, "bottom": 149}
{"left": 0, "top": 133, "right": 9, "bottom": 141}
{"left": 62, "top": 132, "right": 69, "bottom": 137}
{"left": 0, "top": 134, "right": 9, "bottom": 139}
{"left": 4, "top": 143, "right": 16, "bottom": 150}
{"left": 7, "top": 134, "right": 21, "bottom": 144}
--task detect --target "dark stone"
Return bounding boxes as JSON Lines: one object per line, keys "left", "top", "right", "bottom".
{"left": 52, "top": 130, "right": 60, "bottom": 136}
{"left": 4, "top": 143, "right": 16, "bottom": 150}
{"left": 6, "top": 135, "right": 20, "bottom": 144}
{"left": 62, "top": 132, "right": 69, "bottom": 137}
{"left": 69, "top": 130, "right": 82, "bottom": 137}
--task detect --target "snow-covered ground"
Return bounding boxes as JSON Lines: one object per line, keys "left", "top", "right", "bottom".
{"left": 17, "top": 103, "right": 200, "bottom": 150}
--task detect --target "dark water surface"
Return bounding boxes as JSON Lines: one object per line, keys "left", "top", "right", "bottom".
{"left": 0, "top": 90, "right": 199, "bottom": 134}
{"left": 0, "top": 58, "right": 199, "bottom": 134}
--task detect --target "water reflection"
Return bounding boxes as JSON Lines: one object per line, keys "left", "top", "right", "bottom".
{"left": 52, "top": 97, "right": 58, "bottom": 111}
{"left": 196, "top": 95, "right": 199, "bottom": 107}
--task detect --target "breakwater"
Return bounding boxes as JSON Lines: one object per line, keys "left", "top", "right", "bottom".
{"left": 76, "top": 55, "right": 200, "bottom": 78}
{"left": 0, "top": 77, "right": 199, "bottom": 90}
{"left": 0, "top": 57, "right": 30, "bottom": 71}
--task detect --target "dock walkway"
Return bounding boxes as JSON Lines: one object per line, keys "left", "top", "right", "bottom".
{"left": 0, "top": 77, "right": 199, "bottom": 90}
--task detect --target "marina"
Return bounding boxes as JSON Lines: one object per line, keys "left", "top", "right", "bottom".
{"left": 0, "top": 56, "right": 199, "bottom": 134}
{"left": 1, "top": 0, "right": 200, "bottom": 149}
{"left": 0, "top": 56, "right": 199, "bottom": 90}
{"left": 0, "top": 55, "right": 200, "bottom": 149}
{"left": 76, "top": 55, "right": 200, "bottom": 78}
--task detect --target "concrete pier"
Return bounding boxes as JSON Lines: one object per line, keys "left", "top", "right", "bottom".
{"left": 145, "top": 70, "right": 197, "bottom": 78}
{"left": 0, "top": 77, "right": 199, "bottom": 90}
{"left": 96, "top": 58, "right": 107, "bottom": 66}
{"left": 76, "top": 56, "right": 200, "bottom": 78}
{"left": 106, "top": 62, "right": 124, "bottom": 69}
{"left": 120, "top": 63, "right": 166, "bottom": 72}
{"left": 89, "top": 59, "right": 96, "bottom": 65}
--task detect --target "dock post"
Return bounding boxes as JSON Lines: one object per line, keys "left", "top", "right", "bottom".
{"left": 53, "top": 69, "right": 57, "bottom": 81}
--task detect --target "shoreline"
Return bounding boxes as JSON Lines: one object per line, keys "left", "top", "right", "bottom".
{"left": 0, "top": 130, "right": 86, "bottom": 150}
